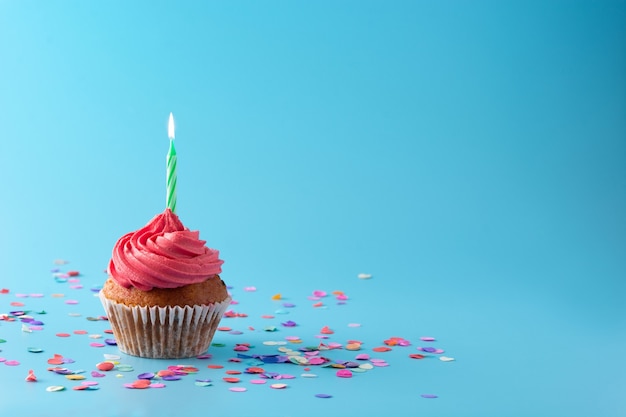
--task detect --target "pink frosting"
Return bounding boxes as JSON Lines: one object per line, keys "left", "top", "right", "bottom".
{"left": 108, "top": 209, "right": 224, "bottom": 291}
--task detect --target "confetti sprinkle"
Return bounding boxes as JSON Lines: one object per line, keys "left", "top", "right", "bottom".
{"left": 315, "top": 393, "right": 333, "bottom": 398}
{"left": 229, "top": 387, "right": 247, "bottom": 392}
{"left": 46, "top": 385, "right": 66, "bottom": 392}
{"left": 336, "top": 369, "right": 352, "bottom": 378}
{"left": 372, "top": 346, "right": 392, "bottom": 352}
{"left": 357, "top": 273, "right": 372, "bottom": 279}
{"left": 250, "top": 379, "right": 266, "bottom": 384}
{"left": 96, "top": 362, "right": 115, "bottom": 371}
{"left": 270, "top": 383, "right": 287, "bottom": 389}
{"left": 421, "top": 394, "right": 438, "bottom": 399}
{"left": 25, "top": 369, "right": 37, "bottom": 382}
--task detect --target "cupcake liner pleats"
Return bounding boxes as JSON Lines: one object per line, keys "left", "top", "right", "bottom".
{"left": 99, "top": 292, "right": 231, "bottom": 359}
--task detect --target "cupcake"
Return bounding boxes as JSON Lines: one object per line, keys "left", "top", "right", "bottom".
{"left": 100, "top": 208, "right": 231, "bottom": 359}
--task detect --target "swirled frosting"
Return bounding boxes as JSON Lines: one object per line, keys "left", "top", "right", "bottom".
{"left": 108, "top": 209, "right": 224, "bottom": 291}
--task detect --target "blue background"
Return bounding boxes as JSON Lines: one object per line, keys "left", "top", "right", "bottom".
{"left": 1, "top": 1, "right": 625, "bottom": 416}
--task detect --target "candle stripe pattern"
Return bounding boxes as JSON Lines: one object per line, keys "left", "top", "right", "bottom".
{"left": 166, "top": 139, "right": 177, "bottom": 213}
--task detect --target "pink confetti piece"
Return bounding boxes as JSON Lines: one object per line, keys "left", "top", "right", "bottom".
{"left": 336, "top": 369, "right": 352, "bottom": 378}
{"left": 90, "top": 343, "right": 105, "bottom": 348}
{"left": 250, "top": 379, "right": 266, "bottom": 384}
{"left": 4, "top": 360, "right": 20, "bottom": 366}
{"left": 229, "top": 387, "right": 247, "bottom": 392}
{"left": 65, "top": 300, "right": 79, "bottom": 305}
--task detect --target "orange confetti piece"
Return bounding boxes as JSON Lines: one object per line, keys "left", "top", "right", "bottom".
{"left": 271, "top": 293, "right": 282, "bottom": 300}
{"left": 131, "top": 379, "right": 151, "bottom": 389}
{"left": 223, "top": 377, "right": 240, "bottom": 383}
{"left": 207, "top": 365, "right": 224, "bottom": 369}
{"left": 217, "top": 327, "right": 232, "bottom": 332}
{"left": 10, "top": 302, "right": 25, "bottom": 307}
{"left": 372, "top": 346, "right": 392, "bottom": 352}
{"left": 312, "top": 302, "right": 324, "bottom": 308}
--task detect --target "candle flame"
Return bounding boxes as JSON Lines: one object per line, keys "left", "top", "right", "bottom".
{"left": 168, "top": 113, "right": 175, "bottom": 139}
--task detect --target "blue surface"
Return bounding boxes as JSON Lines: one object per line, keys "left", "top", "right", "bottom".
{"left": 1, "top": 1, "right": 625, "bottom": 416}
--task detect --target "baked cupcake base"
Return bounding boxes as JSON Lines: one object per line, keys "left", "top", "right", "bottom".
{"left": 100, "top": 292, "right": 232, "bottom": 359}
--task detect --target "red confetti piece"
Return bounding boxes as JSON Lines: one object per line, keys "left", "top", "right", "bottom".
{"left": 207, "top": 365, "right": 224, "bottom": 369}
{"left": 217, "top": 327, "right": 232, "bottom": 332}
{"left": 10, "top": 302, "right": 25, "bottom": 307}
{"left": 56, "top": 333, "right": 71, "bottom": 338}
{"left": 0, "top": 288, "right": 9, "bottom": 294}
{"left": 96, "top": 362, "right": 114, "bottom": 371}
{"left": 410, "top": 354, "right": 426, "bottom": 359}
{"left": 225, "top": 370, "right": 242, "bottom": 375}
{"left": 223, "top": 377, "right": 240, "bottom": 383}
{"left": 73, "top": 330, "right": 88, "bottom": 335}
{"left": 320, "top": 326, "right": 334, "bottom": 335}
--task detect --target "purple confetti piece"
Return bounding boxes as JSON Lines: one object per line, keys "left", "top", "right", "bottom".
{"left": 138, "top": 372, "right": 155, "bottom": 379}
{"left": 421, "top": 394, "right": 438, "bottom": 399}
{"left": 420, "top": 347, "right": 437, "bottom": 353}
{"left": 196, "top": 354, "right": 212, "bottom": 359}
{"left": 315, "top": 393, "right": 332, "bottom": 398}
{"left": 104, "top": 339, "right": 117, "bottom": 346}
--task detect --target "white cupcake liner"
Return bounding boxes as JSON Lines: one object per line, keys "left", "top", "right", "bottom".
{"left": 99, "top": 291, "right": 231, "bottom": 359}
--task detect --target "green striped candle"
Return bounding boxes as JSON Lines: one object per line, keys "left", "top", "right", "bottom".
{"left": 166, "top": 112, "right": 177, "bottom": 213}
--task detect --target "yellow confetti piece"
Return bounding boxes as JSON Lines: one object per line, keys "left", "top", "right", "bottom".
{"left": 50, "top": 293, "right": 65, "bottom": 298}
{"left": 271, "top": 293, "right": 282, "bottom": 300}
{"left": 65, "top": 374, "right": 86, "bottom": 380}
